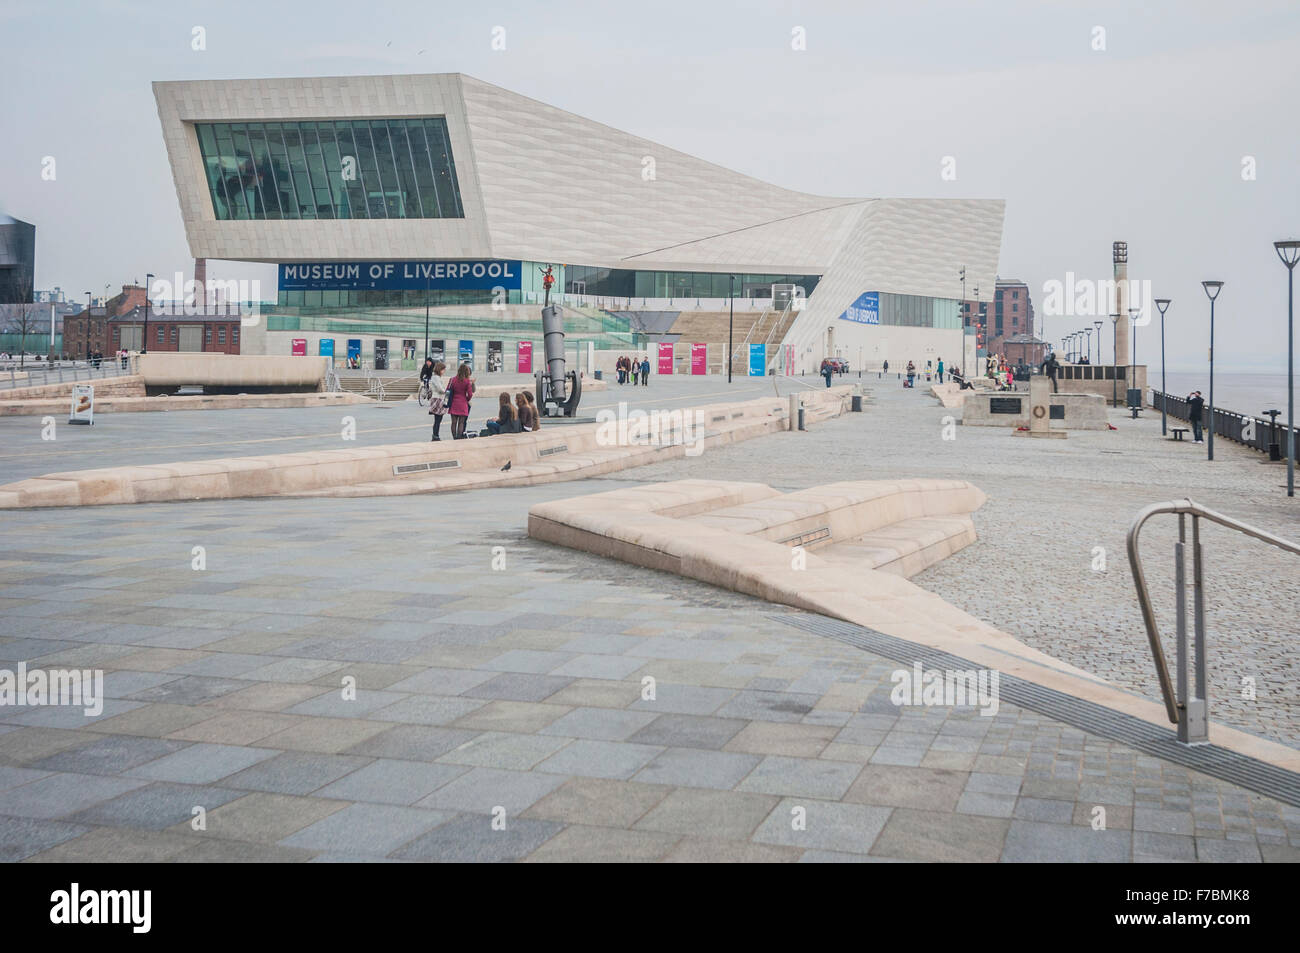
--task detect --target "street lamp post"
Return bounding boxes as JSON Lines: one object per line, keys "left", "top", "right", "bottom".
{"left": 1110, "top": 314, "right": 1120, "bottom": 407}
{"left": 1155, "top": 299, "right": 1171, "bottom": 436}
{"left": 1093, "top": 319, "right": 1102, "bottom": 366}
{"left": 1274, "top": 241, "right": 1300, "bottom": 497}
{"left": 84, "top": 292, "right": 92, "bottom": 361}
{"left": 1202, "top": 281, "right": 1223, "bottom": 461}
{"left": 143, "top": 273, "right": 154, "bottom": 354}
{"left": 727, "top": 274, "right": 735, "bottom": 383}
{"left": 1129, "top": 306, "right": 1141, "bottom": 411}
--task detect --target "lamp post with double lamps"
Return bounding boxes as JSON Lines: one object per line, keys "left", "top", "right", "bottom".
{"left": 1202, "top": 281, "right": 1223, "bottom": 461}
{"left": 1155, "top": 299, "right": 1171, "bottom": 436}
{"left": 1274, "top": 240, "right": 1299, "bottom": 496}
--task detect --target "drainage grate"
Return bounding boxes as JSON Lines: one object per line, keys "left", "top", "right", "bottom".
{"left": 779, "top": 527, "right": 831, "bottom": 548}
{"left": 711, "top": 415, "right": 727, "bottom": 422}
{"left": 776, "top": 613, "right": 1300, "bottom": 807}
{"left": 538, "top": 444, "right": 569, "bottom": 457}
{"left": 731, "top": 411, "right": 744, "bottom": 418}
{"left": 393, "top": 460, "right": 461, "bottom": 476}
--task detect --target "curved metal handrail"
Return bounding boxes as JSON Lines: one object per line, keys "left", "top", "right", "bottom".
{"left": 1127, "top": 498, "right": 1300, "bottom": 725}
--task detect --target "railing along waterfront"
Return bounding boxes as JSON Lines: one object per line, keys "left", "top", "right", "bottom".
{"left": 1153, "top": 390, "right": 1299, "bottom": 462}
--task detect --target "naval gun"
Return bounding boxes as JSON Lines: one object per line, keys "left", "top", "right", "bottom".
{"left": 534, "top": 265, "right": 582, "bottom": 417}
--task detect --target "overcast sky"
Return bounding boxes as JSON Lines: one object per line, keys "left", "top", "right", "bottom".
{"left": 2, "top": 0, "right": 1297, "bottom": 372}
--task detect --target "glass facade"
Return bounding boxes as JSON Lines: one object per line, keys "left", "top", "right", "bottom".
{"left": 195, "top": 119, "right": 463, "bottom": 221}
{"left": 564, "top": 266, "right": 819, "bottom": 300}
{"left": 876, "top": 293, "right": 961, "bottom": 330}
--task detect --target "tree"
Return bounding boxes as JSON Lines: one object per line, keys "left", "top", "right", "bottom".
{"left": 0, "top": 268, "right": 38, "bottom": 368}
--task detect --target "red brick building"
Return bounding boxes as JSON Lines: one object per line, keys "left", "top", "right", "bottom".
{"left": 64, "top": 284, "right": 243, "bottom": 356}
{"left": 961, "top": 278, "right": 1035, "bottom": 356}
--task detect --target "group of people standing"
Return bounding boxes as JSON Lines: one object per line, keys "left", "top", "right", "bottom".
{"left": 419, "top": 358, "right": 542, "bottom": 441}
{"left": 616, "top": 355, "right": 649, "bottom": 385}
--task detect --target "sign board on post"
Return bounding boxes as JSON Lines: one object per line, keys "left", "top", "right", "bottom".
{"left": 658, "top": 342, "right": 674, "bottom": 375}
{"left": 69, "top": 384, "right": 94, "bottom": 426}
{"left": 487, "top": 341, "right": 503, "bottom": 372}
{"left": 691, "top": 343, "right": 707, "bottom": 375}
{"left": 346, "top": 339, "right": 361, "bottom": 369}
{"left": 748, "top": 343, "right": 766, "bottom": 377}
{"left": 319, "top": 338, "right": 335, "bottom": 358}
{"left": 291, "top": 338, "right": 307, "bottom": 356}
{"left": 517, "top": 341, "right": 533, "bottom": 374}
{"left": 458, "top": 340, "right": 474, "bottom": 368}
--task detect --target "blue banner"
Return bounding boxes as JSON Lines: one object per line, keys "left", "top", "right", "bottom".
{"left": 319, "top": 338, "right": 334, "bottom": 357}
{"left": 458, "top": 340, "right": 475, "bottom": 366}
{"left": 838, "top": 291, "right": 879, "bottom": 325}
{"left": 748, "top": 343, "right": 766, "bottom": 377}
{"left": 279, "top": 260, "right": 522, "bottom": 291}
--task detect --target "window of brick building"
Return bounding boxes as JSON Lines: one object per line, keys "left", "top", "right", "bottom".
{"left": 218, "top": 326, "right": 226, "bottom": 345}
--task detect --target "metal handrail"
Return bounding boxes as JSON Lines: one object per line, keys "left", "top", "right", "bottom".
{"left": 1127, "top": 498, "right": 1300, "bottom": 742}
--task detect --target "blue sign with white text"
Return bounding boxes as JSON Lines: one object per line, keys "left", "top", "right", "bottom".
{"left": 748, "top": 343, "right": 766, "bottom": 377}
{"left": 279, "top": 260, "right": 522, "bottom": 292}
{"left": 319, "top": 338, "right": 334, "bottom": 357}
{"left": 838, "top": 291, "right": 879, "bottom": 325}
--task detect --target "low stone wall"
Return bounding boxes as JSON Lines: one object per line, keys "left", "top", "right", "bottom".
{"left": 962, "top": 391, "right": 1108, "bottom": 429}
{"left": 0, "top": 376, "right": 147, "bottom": 401}
{"left": 0, "top": 391, "right": 371, "bottom": 417}
{"left": 0, "top": 386, "right": 852, "bottom": 508}
{"left": 138, "top": 353, "right": 328, "bottom": 389}
{"left": 930, "top": 382, "right": 965, "bottom": 408}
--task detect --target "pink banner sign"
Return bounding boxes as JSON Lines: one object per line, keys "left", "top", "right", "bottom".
{"left": 517, "top": 340, "right": 533, "bottom": 374}
{"left": 291, "top": 338, "right": 307, "bottom": 356}
{"left": 658, "top": 342, "right": 674, "bottom": 375}
{"left": 691, "top": 343, "right": 707, "bottom": 375}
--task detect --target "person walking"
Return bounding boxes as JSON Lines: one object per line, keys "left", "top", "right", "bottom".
{"left": 936, "top": 357, "right": 944, "bottom": 384}
{"left": 640, "top": 355, "right": 650, "bottom": 385}
{"left": 427, "top": 360, "right": 448, "bottom": 440}
{"left": 1187, "top": 390, "right": 1205, "bottom": 443}
{"left": 906, "top": 360, "right": 916, "bottom": 388}
{"left": 446, "top": 363, "right": 475, "bottom": 439}
{"left": 821, "top": 358, "right": 833, "bottom": 388}
{"left": 882, "top": 359, "right": 889, "bottom": 376}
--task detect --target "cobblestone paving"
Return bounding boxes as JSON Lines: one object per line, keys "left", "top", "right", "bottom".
{"left": 626, "top": 375, "right": 1300, "bottom": 749}
{"left": 1, "top": 471, "right": 1297, "bottom": 861}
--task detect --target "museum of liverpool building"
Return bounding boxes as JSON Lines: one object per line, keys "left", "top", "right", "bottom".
{"left": 153, "top": 73, "right": 1004, "bottom": 377}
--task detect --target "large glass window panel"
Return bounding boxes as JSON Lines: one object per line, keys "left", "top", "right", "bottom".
{"left": 333, "top": 123, "right": 367, "bottom": 220}
{"left": 245, "top": 127, "right": 281, "bottom": 219}
{"left": 195, "top": 119, "right": 463, "bottom": 220}
{"left": 369, "top": 121, "right": 403, "bottom": 218}
{"left": 387, "top": 121, "right": 424, "bottom": 217}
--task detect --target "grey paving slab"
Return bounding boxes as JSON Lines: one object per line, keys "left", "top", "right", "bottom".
{"left": 221, "top": 752, "right": 375, "bottom": 796}
{"left": 1002, "top": 820, "right": 1133, "bottom": 862}
{"left": 315, "top": 759, "right": 468, "bottom": 805}
{"left": 626, "top": 713, "right": 748, "bottom": 750}
{"left": 29, "top": 735, "right": 190, "bottom": 775}
{"left": 344, "top": 725, "right": 481, "bottom": 762}
{"left": 0, "top": 814, "right": 92, "bottom": 862}
{"left": 751, "top": 797, "right": 892, "bottom": 854}
{"left": 534, "top": 739, "right": 663, "bottom": 780}
{"left": 736, "top": 755, "right": 862, "bottom": 800}
{"left": 280, "top": 803, "right": 457, "bottom": 855}
{"left": 125, "top": 742, "right": 280, "bottom": 784}
{"left": 415, "top": 767, "right": 568, "bottom": 815}
{"left": 391, "top": 813, "right": 563, "bottom": 862}
{"left": 633, "top": 747, "right": 762, "bottom": 790}
{"left": 0, "top": 771, "right": 148, "bottom": 819}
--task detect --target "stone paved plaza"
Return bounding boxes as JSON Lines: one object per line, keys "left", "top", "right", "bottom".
{"left": 1, "top": 375, "right": 1298, "bottom": 861}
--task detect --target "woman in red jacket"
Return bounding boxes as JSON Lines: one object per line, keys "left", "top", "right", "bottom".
{"left": 446, "top": 363, "right": 475, "bottom": 439}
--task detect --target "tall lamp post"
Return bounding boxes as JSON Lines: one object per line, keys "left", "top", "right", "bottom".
{"left": 1092, "top": 319, "right": 1102, "bottom": 365}
{"left": 1155, "top": 299, "right": 1171, "bottom": 436}
{"left": 1274, "top": 240, "right": 1299, "bottom": 496}
{"left": 424, "top": 274, "right": 430, "bottom": 359}
{"left": 1202, "top": 281, "right": 1223, "bottom": 461}
{"left": 143, "top": 273, "right": 154, "bottom": 354}
{"left": 84, "top": 292, "right": 92, "bottom": 361}
{"left": 727, "top": 274, "right": 735, "bottom": 383}
{"left": 1110, "top": 313, "right": 1120, "bottom": 407}
{"left": 1129, "top": 306, "right": 1141, "bottom": 410}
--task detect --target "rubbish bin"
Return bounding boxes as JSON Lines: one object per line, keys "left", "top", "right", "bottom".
{"left": 851, "top": 395, "right": 863, "bottom": 413}
{"left": 594, "top": 370, "right": 603, "bottom": 381}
